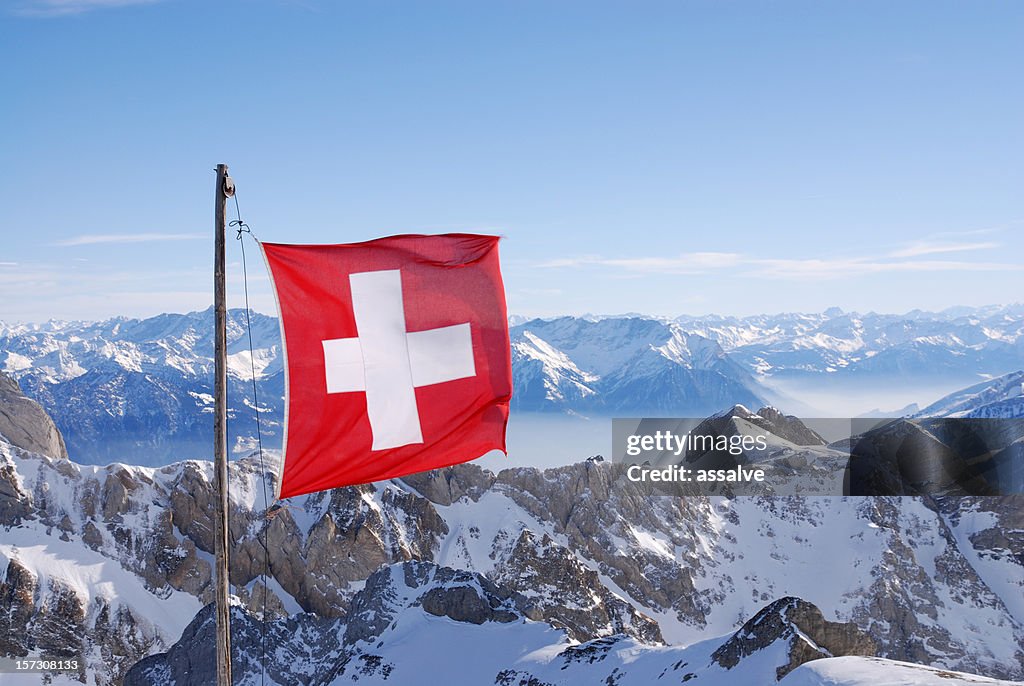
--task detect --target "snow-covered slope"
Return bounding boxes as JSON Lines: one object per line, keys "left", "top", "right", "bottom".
{"left": 121, "top": 579, "right": 1024, "bottom": 686}
{"left": 511, "top": 317, "right": 769, "bottom": 413}
{"left": 124, "top": 576, "right": 1023, "bottom": 686}
{"left": 916, "top": 370, "right": 1024, "bottom": 418}
{"left": 0, "top": 439, "right": 205, "bottom": 682}
{"left": 783, "top": 656, "right": 1024, "bottom": 686}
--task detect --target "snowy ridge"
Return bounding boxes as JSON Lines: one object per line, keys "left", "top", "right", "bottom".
{"left": 916, "top": 370, "right": 1024, "bottom": 418}
{"left": 510, "top": 316, "right": 769, "bottom": 413}
{"left": 784, "top": 656, "right": 1024, "bottom": 686}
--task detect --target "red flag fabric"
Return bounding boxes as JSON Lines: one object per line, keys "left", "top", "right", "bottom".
{"left": 261, "top": 234, "right": 512, "bottom": 499}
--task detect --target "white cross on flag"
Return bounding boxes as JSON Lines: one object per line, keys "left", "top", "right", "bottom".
{"left": 261, "top": 234, "right": 512, "bottom": 499}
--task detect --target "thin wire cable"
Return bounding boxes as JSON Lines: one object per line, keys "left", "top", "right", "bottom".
{"left": 230, "top": 193, "right": 272, "bottom": 686}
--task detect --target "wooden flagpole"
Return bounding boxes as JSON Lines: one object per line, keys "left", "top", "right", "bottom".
{"left": 213, "top": 163, "right": 234, "bottom": 685}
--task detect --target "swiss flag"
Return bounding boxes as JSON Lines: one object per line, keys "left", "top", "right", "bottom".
{"left": 260, "top": 234, "right": 512, "bottom": 499}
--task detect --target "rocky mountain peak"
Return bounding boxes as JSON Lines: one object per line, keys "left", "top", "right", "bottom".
{"left": 712, "top": 596, "right": 877, "bottom": 680}
{"left": 756, "top": 406, "right": 827, "bottom": 446}
{"left": 0, "top": 371, "right": 67, "bottom": 459}
{"left": 684, "top": 405, "right": 827, "bottom": 467}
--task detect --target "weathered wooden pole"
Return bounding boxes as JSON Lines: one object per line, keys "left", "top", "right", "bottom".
{"left": 213, "top": 163, "right": 234, "bottom": 686}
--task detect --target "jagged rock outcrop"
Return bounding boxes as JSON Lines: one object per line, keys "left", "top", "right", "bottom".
{"left": 755, "top": 406, "right": 827, "bottom": 446}
{"left": 492, "top": 529, "right": 663, "bottom": 643}
{"left": 125, "top": 561, "right": 539, "bottom": 686}
{"left": 684, "top": 404, "right": 825, "bottom": 464}
{"left": 346, "top": 561, "right": 536, "bottom": 642}
{"left": 0, "top": 558, "right": 36, "bottom": 656}
{"left": 398, "top": 465, "right": 496, "bottom": 506}
{"left": 0, "top": 371, "right": 67, "bottom": 459}
{"left": 490, "top": 460, "right": 707, "bottom": 628}
{"left": 124, "top": 603, "right": 348, "bottom": 686}
{"left": 0, "top": 557, "right": 93, "bottom": 683}
{"left": 416, "top": 566, "right": 527, "bottom": 625}
{"left": 712, "top": 597, "right": 876, "bottom": 680}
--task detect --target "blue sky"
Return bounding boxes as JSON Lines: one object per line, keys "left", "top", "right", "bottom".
{"left": 1, "top": 0, "right": 1021, "bottom": 322}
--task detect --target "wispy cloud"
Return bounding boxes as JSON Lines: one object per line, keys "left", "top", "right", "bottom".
{"left": 539, "top": 242, "right": 1018, "bottom": 281}
{"left": 538, "top": 252, "right": 743, "bottom": 273}
{"left": 517, "top": 287, "right": 563, "bottom": 297}
{"left": 0, "top": 262, "right": 18, "bottom": 267}
{"left": 749, "top": 257, "right": 1016, "bottom": 280}
{"left": 54, "top": 232, "right": 204, "bottom": 247}
{"left": 929, "top": 219, "right": 1022, "bottom": 240}
{"left": 11, "top": 0, "right": 160, "bottom": 17}
{"left": 887, "top": 241, "right": 999, "bottom": 258}
{"left": 0, "top": 261, "right": 275, "bottom": 322}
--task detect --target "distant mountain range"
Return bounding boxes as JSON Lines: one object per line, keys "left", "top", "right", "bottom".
{"left": 0, "top": 309, "right": 285, "bottom": 465}
{"left": 511, "top": 316, "right": 766, "bottom": 413}
{"left": 2, "top": 305, "right": 1022, "bottom": 466}
{"left": 676, "top": 304, "right": 1024, "bottom": 384}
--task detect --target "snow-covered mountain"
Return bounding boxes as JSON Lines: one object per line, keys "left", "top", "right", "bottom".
{"left": 0, "top": 309, "right": 284, "bottom": 465}
{"left": 3, "top": 305, "right": 1023, "bottom": 466}
{"left": 1, "top": 310, "right": 775, "bottom": 466}
{"left": 4, "top": 310, "right": 1024, "bottom": 684}
{"left": 916, "top": 370, "right": 1024, "bottom": 419}
{"left": 511, "top": 316, "right": 768, "bottom": 413}
{"left": 678, "top": 304, "right": 1024, "bottom": 385}
{"left": 529, "top": 305, "right": 1024, "bottom": 416}
{"left": 2, "top": 411, "right": 1022, "bottom": 685}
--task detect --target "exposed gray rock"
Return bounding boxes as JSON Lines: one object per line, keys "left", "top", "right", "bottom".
{"left": 398, "top": 463, "right": 496, "bottom": 506}
{"left": 494, "top": 461, "right": 707, "bottom": 633}
{"left": 125, "top": 561, "right": 531, "bottom": 686}
{"left": 345, "top": 561, "right": 532, "bottom": 644}
{"left": 756, "top": 406, "right": 827, "bottom": 446}
{"left": 124, "top": 603, "right": 349, "bottom": 686}
{"left": 0, "top": 457, "right": 33, "bottom": 526}
{"left": 492, "top": 529, "right": 662, "bottom": 643}
{"left": 0, "top": 558, "right": 36, "bottom": 657}
{"left": 418, "top": 567, "right": 522, "bottom": 624}
{"left": 0, "top": 558, "right": 91, "bottom": 683}
{"left": 712, "top": 597, "right": 876, "bottom": 680}
{"left": 0, "top": 371, "right": 67, "bottom": 459}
